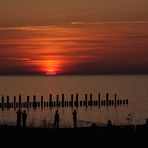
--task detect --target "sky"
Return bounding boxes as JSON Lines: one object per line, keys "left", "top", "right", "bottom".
{"left": 0, "top": 0, "right": 148, "bottom": 75}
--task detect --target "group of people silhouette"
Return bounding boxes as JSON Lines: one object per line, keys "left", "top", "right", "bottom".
{"left": 16, "top": 108, "right": 77, "bottom": 128}
{"left": 54, "top": 109, "right": 77, "bottom": 128}
{"left": 16, "top": 109, "right": 148, "bottom": 128}
{"left": 16, "top": 109, "right": 27, "bottom": 127}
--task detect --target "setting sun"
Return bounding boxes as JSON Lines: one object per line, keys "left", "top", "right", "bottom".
{"left": 46, "top": 69, "right": 57, "bottom": 76}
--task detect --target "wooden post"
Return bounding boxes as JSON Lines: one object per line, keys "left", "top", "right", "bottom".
{"left": 41, "top": 96, "right": 43, "bottom": 108}
{"left": 98, "top": 94, "right": 101, "bottom": 107}
{"left": 62, "top": 94, "right": 64, "bottom": 107}
{"left": 14, "top": 96, "right": 16, "bottom": 109}
{"left": 85, "top": 94, "right": 88, "bottom": 107}
{"left": 90, "top": 93, "right": 93, "bottom": 106}
{"left": 27, "top": 96, "right": 30, "bottom": 109}
{"left": 33, "top": 95, "right": 37, "bottom": 108}
{"left": 2, "top": 95, "right": 5, "bottom": 110}
{"left": 49, "top": 94, "right": 52, "bottom": 107}
{"left": 106, "top": 93, "right": 109, "bottom": 107}
{"left": 114, "top": 94, "right": 117, "bottom": 107}
{"left": 71, "top": 94, "right": 74, "bottom": 107}
{"left": 117, "top": 100, "right": 120, "bottom": 106}
{"left": 80, "top": 101, "right": 82, "bottom": 106}
{"left": 120, "top": 100, "right": 122, "bottom": 105}
{"left": 7, "top": 96, "right": 10, "bottom": 109}
{"left": 126, "top": 99, "right": 128, "bottom": 105}
{"left": 123, "top": 100, "right": 125, "bottom": 105}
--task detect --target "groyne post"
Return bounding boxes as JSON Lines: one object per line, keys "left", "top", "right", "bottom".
{"left": 2, "top": 95, "right": 5, "bottom": 110}
{"left": 7, "top": 96, "right": 10, "bottom": 109}
{"left": 19, "top": 94, "right": 22, "bottom": 109}
{"left": 41, "top": 96, "right": 43, "bottom": 108}
{"left": 90, "top": 93, "right": 93, "bottom": 106}
{"left": 33, "top": 95, "right": 37, "bottom": 108}
{"left": 14, "top": 96, "right": 16, "bottom": 109}
{"left": 126, "top": 99, "right": 128, "bottom": 105}
{"left": 85, "top": 94, "right": 88, "bottom": 107}
{"left": 114, "top": 94, "right": 117, "bottom": 107}
{"left": 27, "top": 96, "right": 30, "bottom": 109}
{"left": 98, "top": 94, "right": 101, "bottom": 107}
{"left": 71, "top": 94, "right": 74, "bottom": 107}
{"left": 49, "top": 94, "right": 52, "bottom": 107}
{"left": 62, "top": 94, "right": 64, "bottom": 107}
{"left": 106, "top": 93, "right": 109, "bottom": 107}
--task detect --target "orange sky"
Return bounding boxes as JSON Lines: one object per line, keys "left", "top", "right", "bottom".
{"left": 0, "top": 1, "right": 148, "bottom": 75}
{"left": 0, "top": 0, "right": 148, "bottom": 27}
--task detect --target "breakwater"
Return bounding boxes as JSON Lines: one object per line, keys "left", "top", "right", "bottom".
{"left": 0, "top": 93, "right": 128, "bottom": 109}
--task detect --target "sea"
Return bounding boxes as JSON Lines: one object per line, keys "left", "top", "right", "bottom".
{"left": 0, "top": 75, "right": 148, "bottom": 128}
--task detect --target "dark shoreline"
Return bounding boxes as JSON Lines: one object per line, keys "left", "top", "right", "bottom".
{"left": 0, "top": 124, "right": 147, "bottom": 147}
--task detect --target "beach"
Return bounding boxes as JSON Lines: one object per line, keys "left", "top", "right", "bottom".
{"left": 0, "top": 124, "right": 147, "bottom": 147}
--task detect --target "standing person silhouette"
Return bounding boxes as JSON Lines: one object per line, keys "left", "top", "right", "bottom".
{"left": 127, "top": 114, "right": 133, "bottom": 125}
{"left": 146, "top": 118, "right": 148, "bottom": 125}
{"left": 73, "top": 110, "right": 77, "bottom": 128}
{"left": 16, "top": 109, "right": 22, "bottom": 127}
{"left": 107, "top": 120, "right": 112, "bottom": 126}
{"left": 22, "top": 110, "right": 27, "bottom": 127}
{"left": 54, "top": 110, "right": 59, "bottom": 128}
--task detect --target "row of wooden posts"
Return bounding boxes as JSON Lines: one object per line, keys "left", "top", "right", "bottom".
{"left": 0, "top": 93, "right": 128, "bottom": 110}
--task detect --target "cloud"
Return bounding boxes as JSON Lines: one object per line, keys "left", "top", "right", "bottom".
{"left": 0, "top": 20, "right": 148, "bottom": 31}
{"left": 70, "top": 21, "right": 148, "bottom": 25}
{"left": 70, "top": 22, "right": 84, "bottom": 25}
{"left": 0, "top": 25, "right": 62, "bottom": 31}
{"left": 7, "top": 57, "right": 32, "bottom": 61}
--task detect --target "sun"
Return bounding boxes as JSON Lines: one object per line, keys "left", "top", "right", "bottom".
{"left": 46, "top": 69, "right": 57, "bottom": 76}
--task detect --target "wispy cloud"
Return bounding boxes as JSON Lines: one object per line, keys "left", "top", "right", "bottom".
{"left": 0, "top": 25, "right": 63, "bottom": 31}
{"left": 70, "top": 22, "right": 84, "bottom": 25}
{"left": 0, "top": 21, "right": 148, "bottom": 31}
{"left": 7, "top": 57, "right": 32, "bottom": 61}
{"left": 71, "top": 21, "right": 148, "bottom": 25}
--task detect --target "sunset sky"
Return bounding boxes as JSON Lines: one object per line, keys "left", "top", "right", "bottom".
{"left": 0, "top": 0, "right": 148, "bottom": 75}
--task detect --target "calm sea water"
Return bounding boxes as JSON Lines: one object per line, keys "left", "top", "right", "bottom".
{"left": 0, "top": 75, "right": 148, "bottom": 127}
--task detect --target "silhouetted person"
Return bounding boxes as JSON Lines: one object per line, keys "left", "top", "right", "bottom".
{"left": 107, "top": 120, "right": 112, "bottom": 126}
{"left": 16, "top": 109, "right": 22, "bottom": 127}
{"left": 127, "top": 114, "right": 133, "bottom": 125}
{"left": 90, "top": 123, "right": 97, "bottom": 128}
{"left": 22, "top": 110, "right": 27, "bottom": 127}
{"left": 146, "top": 118, "right": 148, "bottom": 125}
{"left": 54, "top": 110, "right": 59, "bottom": 128}
{"left": 72, "top": 110, "right": 77, "bottom": 127}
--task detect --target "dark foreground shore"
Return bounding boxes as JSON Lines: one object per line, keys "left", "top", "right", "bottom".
{"left": 0, "top": 125, "right": 148, "bottom": 147}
